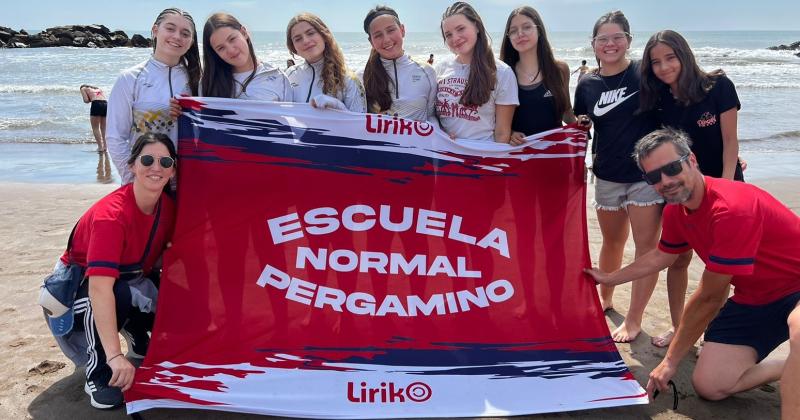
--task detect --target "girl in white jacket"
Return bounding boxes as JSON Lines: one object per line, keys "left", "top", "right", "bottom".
{"left": 106, "top": 7, "right": 201, "bottom": 184}
{"left": 201, "top": 13, "right": 291, "bottom": 101}
{"left": 285, "top": 13, "right": 366, "bottom": 112}
{"left": 361, "top": 5, "right": 437, "bottom": 122}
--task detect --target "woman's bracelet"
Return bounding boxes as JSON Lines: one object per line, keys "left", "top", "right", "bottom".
{"left": 107, "top": 353, "right": 124, "bottom": 363}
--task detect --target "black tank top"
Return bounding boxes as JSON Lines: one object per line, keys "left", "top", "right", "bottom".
{"left": 511, "top": 82, "right": 561, "bottom": 136}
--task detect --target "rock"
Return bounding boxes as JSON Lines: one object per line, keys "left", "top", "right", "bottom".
{"left": 130, "top": 33, "right": 152, "bottom": 48}
{"left": 0, "top": 29, "right": 14, "bottom": 43}
{"left": 767, "top": 41, "right": 800, "bottom": 51}
{"left": 19, "top": 29, "right": 28, "bottom": 35}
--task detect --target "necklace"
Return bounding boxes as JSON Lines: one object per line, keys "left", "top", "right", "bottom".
{"left": 599, "top": 62, "right": 629, "bottom": 92}
{"left": 516, "top": 63, "right": 541, "bottom": 85}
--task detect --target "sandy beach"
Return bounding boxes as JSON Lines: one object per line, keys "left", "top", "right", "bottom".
{"left": 0, "top": 177, "right": 796, "bottom": 420}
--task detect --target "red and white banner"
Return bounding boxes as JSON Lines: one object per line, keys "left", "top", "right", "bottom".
{"left": 126, "top": 98, "right": 646, "bottom": 417}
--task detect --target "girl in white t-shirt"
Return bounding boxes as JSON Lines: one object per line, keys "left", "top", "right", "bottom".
{"left": 201, "top": 13, "right": 291, "bottom": 100}
{"left": 435, "top": 2, "right": 518, "bottom": 142}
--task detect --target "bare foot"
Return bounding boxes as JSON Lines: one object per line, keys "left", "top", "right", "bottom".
{"left": 611, "top": 321, "right": 641, "bottom": 343}
{"left": 651, "top": 329, "right": 675, "bottom": 348}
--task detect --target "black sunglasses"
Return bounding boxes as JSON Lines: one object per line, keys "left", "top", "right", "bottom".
{"left": 139, "top": 154, "right": 175, "bottom": 169}
{"left": 643, "top": 154, "right": 689, "bottom": 185}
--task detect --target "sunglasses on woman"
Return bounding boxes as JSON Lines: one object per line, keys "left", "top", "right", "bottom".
{"left": 643, "top": 154, "right": 689, "bottom": 185}
{"left": 139, "top": 154, "right": 175, "bottom": 169}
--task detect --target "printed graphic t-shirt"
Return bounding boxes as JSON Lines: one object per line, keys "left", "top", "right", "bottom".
{"left": 435, "top": 57, "right": 519, "bottom": 141}
{"left": 574, "top": 60, "right": 657, "bottom": 183}
{"left": 657, "top": 74, "right": 741, "bottom": 178}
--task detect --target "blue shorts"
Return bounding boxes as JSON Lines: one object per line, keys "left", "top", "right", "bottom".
{"left": 705, "top": 291, "right": 800, "bottom": 362}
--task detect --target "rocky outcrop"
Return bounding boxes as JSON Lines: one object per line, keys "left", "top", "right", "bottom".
{"left": 0, "top": 25, "right": 152, "bottom": 48}
{"left": 767, "top": 41, "right": 800, "bottom": 51}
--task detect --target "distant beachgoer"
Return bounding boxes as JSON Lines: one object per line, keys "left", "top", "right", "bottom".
{"left": 361, "top": 5, "right": 437, "bottom": 122}
{"left": 436, "top": 2, "right": 518, "bottom": 142}
{"left": 427, "top": 54, "right": 434, "bottom": 65}
{"left": 80, "top": 84, "right": 107, "bottom": 152}
{"left": 43, "top": 133, "right": 177, "bottom": 409}
{"left": 286, "top": 58, "right": 295, "bottom": 69}
{"left": 572, "top": 59, "right": 589, "bottom": 82}
{"left": 586, "top": 127, "right": 800, "bottom": 419}
{"left": 573, "top": 11, "right": 662, "bottom": 343}
{"left": 639, "top": 29, "right": 747, "bottom": 348}
{"left": 285, "top": 13, "right": 366, "bottom": 112}
{"left": 500, "top": 6, "right": 575, "bottom": 144}
{"left": 106, "top": 7, "right": 200, "bottom": 184}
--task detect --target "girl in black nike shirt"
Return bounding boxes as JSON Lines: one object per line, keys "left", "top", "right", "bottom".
{"left": 574, "top": 11, "right": 662, "bottom": 344}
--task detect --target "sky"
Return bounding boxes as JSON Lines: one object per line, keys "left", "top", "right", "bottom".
{"left": 5, "top": 0, "right": 800, "bottom": 33}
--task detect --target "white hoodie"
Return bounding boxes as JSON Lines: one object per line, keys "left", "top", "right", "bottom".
{"left": 106, "top": 57, "right": 191, "bottom": 184}
{"left": 286, "top": 59, "right": 366, "bottom": 112}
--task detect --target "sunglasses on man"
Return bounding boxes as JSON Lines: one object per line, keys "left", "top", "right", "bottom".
{"left": 643, "top": 154, "right": 689, "bottom": 185}
{"left": 139, "top": 154, "right": 176, "bottom": 169}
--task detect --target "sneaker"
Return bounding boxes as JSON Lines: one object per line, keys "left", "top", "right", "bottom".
{"left": 84, "top": 379, "right": 123, "bottom": 409}
{"left": 121, "top": 328, "right": 149, "bottom": 359}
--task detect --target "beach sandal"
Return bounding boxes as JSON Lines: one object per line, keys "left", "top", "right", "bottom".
{"left": 651, "top": 329, "right": 675, "bottom": 348}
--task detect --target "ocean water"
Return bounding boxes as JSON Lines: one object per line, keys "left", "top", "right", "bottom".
{"left": 0, "top": 30, "right": 798, "bottom": 182}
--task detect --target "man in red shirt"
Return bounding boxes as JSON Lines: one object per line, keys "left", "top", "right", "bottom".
{"left": 585, "top": 127, "right": 799, "bottom": 418}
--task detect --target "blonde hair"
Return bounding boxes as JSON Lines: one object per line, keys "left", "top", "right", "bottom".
{"left": 286, "top": 13, "right": 347, "bottom": 97}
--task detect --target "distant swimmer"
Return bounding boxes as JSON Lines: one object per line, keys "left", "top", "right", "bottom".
{"left": 572, "top": 60, "right": 590, "bottom": 83}
{"left": 79, "top": 84, "right": 107, "bottom": 152}
{"left": 427, "top": 54, "right": 434, "bottom": 65}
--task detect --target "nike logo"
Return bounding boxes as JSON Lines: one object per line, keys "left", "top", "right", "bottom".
{"left": 593, "top": 88, "right": 638, "bottom": 117}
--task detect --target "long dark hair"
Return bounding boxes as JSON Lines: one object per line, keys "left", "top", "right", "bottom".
{"left": 152, "top": 7, "right": 201, "bottom": 95}
{"left": 500, "top": 6, "right": 570, "bottom": 119}
{"left": 127, "top": 132, "right": 177, "bottom": 166}
{"left": 640, "top": 30, "right": 724, "bottom": 111}
{"left": 286, "top": 13, "right": 347, "bottom": 97}
{"left": 591, "top": 10, "right": 631, "bottom": 72}
{"left": 202, "top": 13, "right": 258, "bottom": 98}
{"left": 441, "top": 2, "right": 495, "bottom": 106}
{"left": 362, "top": 5, "right": 401, "bottom": 113}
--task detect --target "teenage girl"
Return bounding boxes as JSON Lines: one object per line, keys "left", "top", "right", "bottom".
{"left": 106, "top": 7, "right": 200, "bottom": 184}
{"left": 285, "top": 13, "right": 367, "bottom": 112}
{"left": 639, "top": 29, "right": 744, "bottom": 347}
{"left": 436, "top": 2, "right": 518, "bottom": 142}
{"left": 573, "top": 11, "right": 662, "bottom": 343}
{"left": 362, "top": 5, "right": 437, "bottom": 122}
{"left": 499, "top": 6, "right": 574, "bottom": 144}
{"left": 201, "top": 13, "right": 291, "bottom": 100}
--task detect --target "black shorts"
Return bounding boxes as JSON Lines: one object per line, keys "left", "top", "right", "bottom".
{"left": 705, "top": 291, "right": 800, "bottom": 362}
{"left": 89, "top": 100, "right": 107, "bottom": 117}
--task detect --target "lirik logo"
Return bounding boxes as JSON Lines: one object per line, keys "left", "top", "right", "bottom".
{"left": 365, "top": 114, "right": 434, "bottom": 137}
{"left": 347, "top": 381, "right": 432, "bottom": 403}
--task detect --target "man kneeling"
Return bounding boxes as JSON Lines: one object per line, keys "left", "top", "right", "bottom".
{"left": 585, "top": 127, "right": 799, "bottom": 418}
